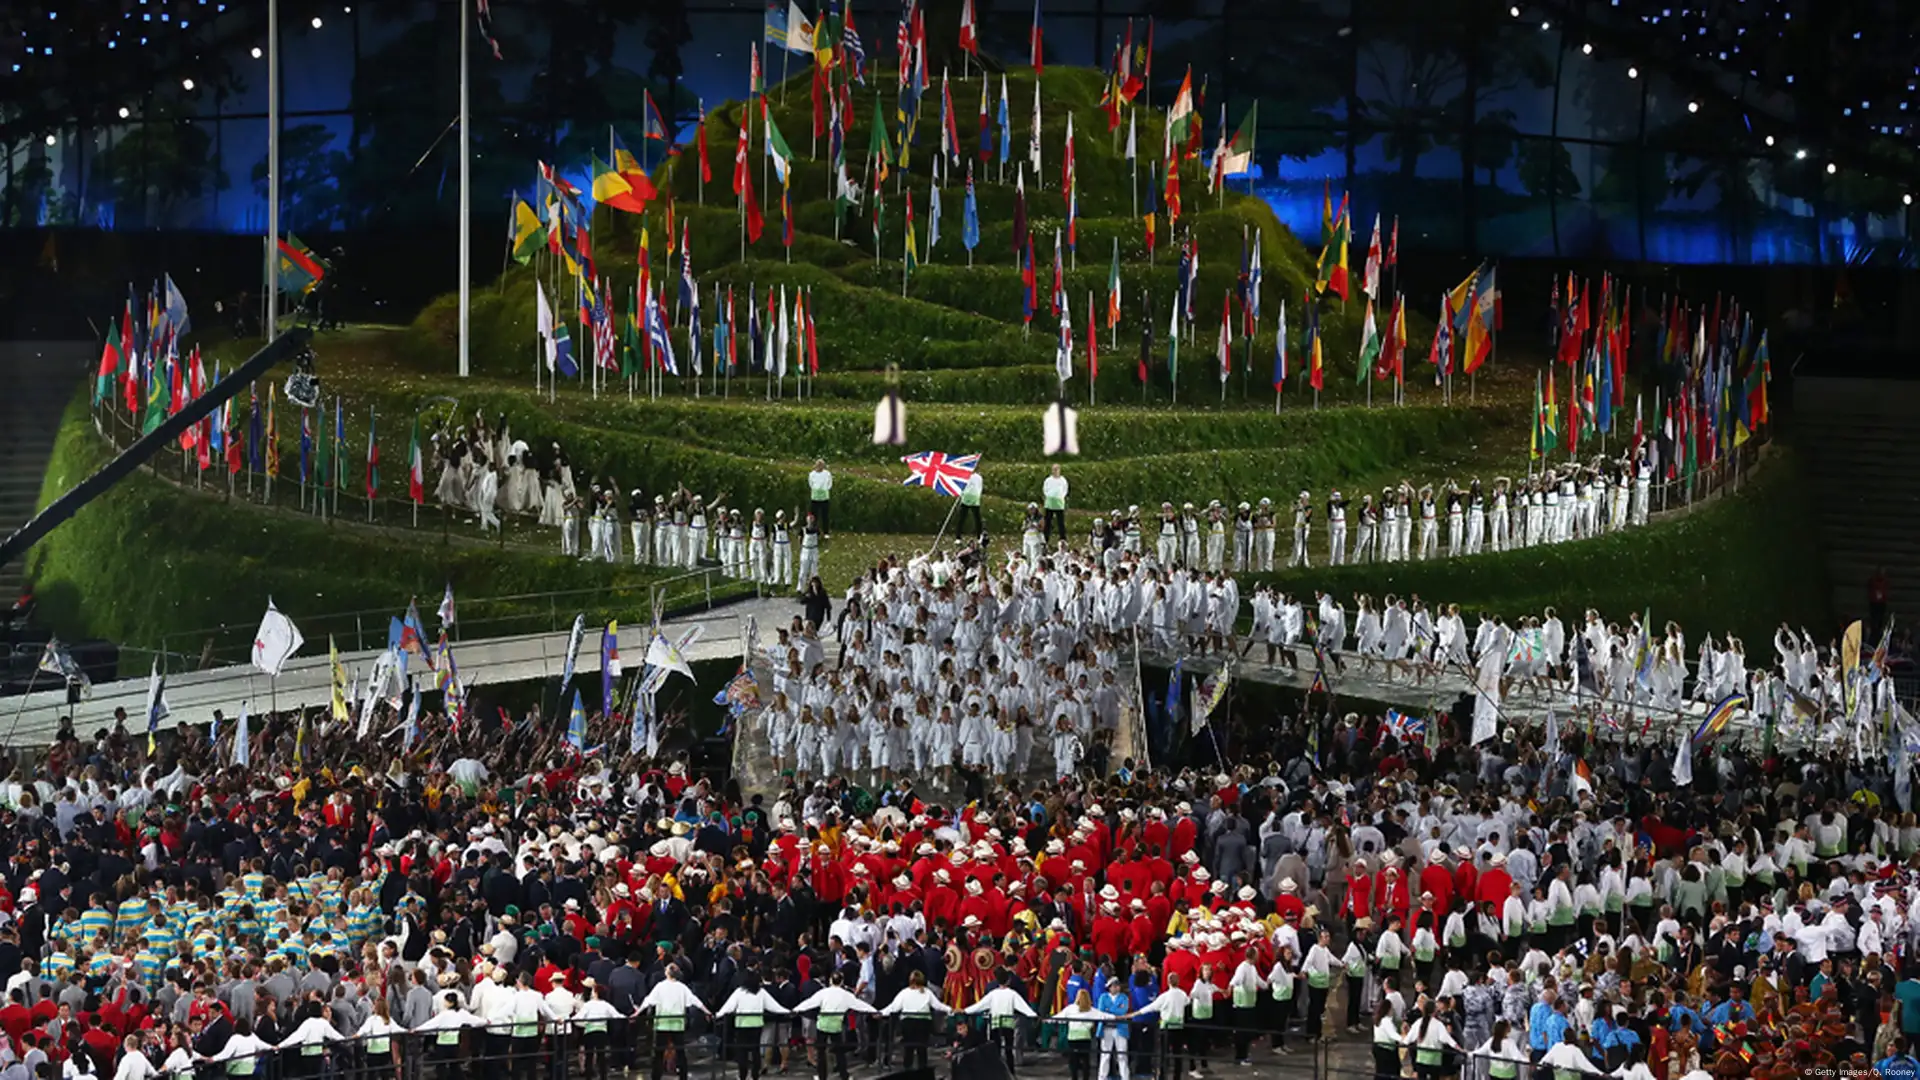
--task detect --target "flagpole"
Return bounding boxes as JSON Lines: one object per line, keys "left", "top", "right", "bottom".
{"left": 457, "top": 0, "right": 471, "bottom": 379}
{"left": 263, "top": 0, "right": 279, "bottom": 342}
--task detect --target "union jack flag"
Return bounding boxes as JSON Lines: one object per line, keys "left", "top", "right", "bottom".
{"left": 1383, "top": 709, "right": 1425, "bottom": 743}
{"left": 900, "top": 450, "right": 980, "bottom": 497}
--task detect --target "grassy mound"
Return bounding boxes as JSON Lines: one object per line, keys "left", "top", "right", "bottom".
{"left": 1253, "top": 447, "right": 1826, "bottom": 645}
{"left": 41, "top": 62, "right": 1820, "bottom": 652}
{"left": 25, "top": 396, "right": 715, "bottom": 665}
{"left": 400, "top": 63, "right": 1415, "bottom": 404}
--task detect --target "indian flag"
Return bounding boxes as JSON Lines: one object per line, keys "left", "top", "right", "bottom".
{"left": 1168, "top": 69, "right": 1195, "bottom": 146}
{"left": 408, "top": 415, "right": 424, "bottom": 503}
{"left": 1355, "top": 298, "right": 1380, "bottom": 384}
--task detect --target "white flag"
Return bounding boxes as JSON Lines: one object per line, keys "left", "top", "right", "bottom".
{"left": 776, "top": 286, "right": 791, "bottom": 379}
{"left": 145, "top": 658, "right": 170, "bottom": 728}
{"left": 1043, "top": 401, "right": 1079, "bottom": 456}
{"left": 437, "top": 583, "right": 456, "bottom": 626}
{"left": 250, "top": 599, "right": 305, "bottom": 677}
{"left": 1125, "top": 108, "right": 1136, "bottom": 161}
{"left": 233, "top": 701, "right": 250, "bottom": 768}
{"left": 1673, "top": 730, "right": 1693, "bottom": 787}
{"left": 644, "top": 627, "right": 700, "bottom": 686}
{"left": 1029, "top": 79, "right": 1043, "bottom": 182}
{"left": 537, "top": 281, "right": 557, "bottom": 371}
{"left": 1470, "top": 645, "right": 1502, "bottom": 745}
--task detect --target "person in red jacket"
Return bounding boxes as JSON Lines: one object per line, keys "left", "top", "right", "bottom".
{"left": 1089, "top": 895, "right": 1128, "bottom": 961}
{"left": 1169, "top": 803, "right": 1199, "bottom": 860}
{"left": 924, "top": 868, "right": 960, "bottom": 928}
{"left": 1141, "top": 808, "right": 1171, "bottom": 854}
{"left": 1453, "top": 849, "right": 1480, "bottom": 906}
{"left": 1419, "top": 852, "right": 1456, "bottom": 917}
{"left": 1475, "top": 852, "right": 1514, "bottom": 909}
{"left": 1274, "top": 878, "right": 1307, "bottom": 924}
{"left": 957, "top": 878, "right": 997, "bottom": 931}
{"left": 1124, "top": 898, "right": 1156, "bottom": 956}
{"left": 1375, "top": 862, "right": 1411, "bottom": 927}
{"left": 1341, "top": 860, "right": 1373, "bottom": 929}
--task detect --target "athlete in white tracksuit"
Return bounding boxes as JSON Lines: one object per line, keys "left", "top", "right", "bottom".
{"left": 1290, "top": 493, "right": 1313, "bottom": 569}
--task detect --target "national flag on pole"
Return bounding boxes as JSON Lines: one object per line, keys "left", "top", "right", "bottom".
{"left": 1138, "top": 288, "right": 1153, "bottom": 384}
{"left": 1315, "top": 193, "right": 1350, "bottom": 299}
{"left": 95, "top": 317, "right": 121, "bottom": 406}
{"left": 1216, "top": 101, "right": 1255, "bottom": 177}
{"left": 1055, "top": 293, "right": 1073, "bottom": 383}
{"left": 642, "top": 90, "right": 670, "bottom": 140}
{"left": 1307, "top": 295, "right": 1323, "bottom": 391}
{"left": 1363, "top": 213, "right": 1382, "bottom": 299}
{"left": 592, "top": 149, "right": 655, "bottom": 214}
{"left": 1062, "top": 111, "right": 1077, "bottom": 247}
{"left": 1431, "top": 290, "right": 1454, "bottom": 376}
{"left": 1357, "top": 298, "right": 1381, "bottom": 384}
{"left": 900, "top": 451, "right": 981, "bottom": 496}
{"left": 765, "top": 112, "right": 794, "bottom": 185}
{"left": 1390, "top": 293, "right": 1407, "bottom": 387}
{"left": 1217, "top": 292, "right": 1232, "bottom": 382}
{"left": 364, "top": 406, "right": 379, "bottom": 499}
{"left": 1107, "top": 239, "right": 1122, "bottom": 330}
{"left": 407, "top": 415, "right": 423, "bottom": 503}
{"left": 144, "top": 657, "right": 169, "bottom": 755}
{"left": 1272, "top": 299, "right": 1287, "bottom": 391}
{"left": 1463, "top": 265, "right": 1497, "bottom": 373}
{"left": 928, "top": 175, "right": 942, "bottom": 251}
{"left": 997, "top": 74, "right": 1011, "bottom": 165}
{"left": 959, "top": 0, "right": 979, "bottom": 54}
{"left": 962, "top": 163, "right": 980, "bottom": 252}
{"left": 1029, "top": 0, "right": 1044, "bottom": 73}
{"left": 1168, "top": 69, "right": 1195, "bottom": 145}
{"left": 1167, "top": 296, "right": 1180, "bottom": 385}
{"left": 905, "top": 189, "right": 919, "bottom": 275}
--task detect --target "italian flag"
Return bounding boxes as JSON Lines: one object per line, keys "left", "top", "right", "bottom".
{"left": 408, "top": 415, "right": 424, "bottom": 503}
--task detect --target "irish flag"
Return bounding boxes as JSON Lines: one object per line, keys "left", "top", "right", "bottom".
{"left": 408, "top": 415, "right": 424, "bottom": 503}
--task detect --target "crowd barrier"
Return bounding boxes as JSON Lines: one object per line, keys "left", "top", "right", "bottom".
{"left": 132, "top": 1015, "right": 1365, "bottom": 1080}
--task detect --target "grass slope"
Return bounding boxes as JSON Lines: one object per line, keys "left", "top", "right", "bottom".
{"left": 1253, "top": 448, "right": 1826, "bottom": 645}
{"left": 26, "top": 397, "right": 706, "bottom": 663}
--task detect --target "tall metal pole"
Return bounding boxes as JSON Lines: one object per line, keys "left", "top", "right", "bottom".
{"left": 458, "top": 0, "right": 472, "bottom": 378}
{"left": 264, "top": 0, "right": 279, "bottom": 340}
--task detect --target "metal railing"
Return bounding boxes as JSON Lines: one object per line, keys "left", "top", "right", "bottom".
{"left": 147, "top": 566, "right": 760, "bottom": 676}
{"left": 115, "top": 1015, "right": 1360, "bottom": 1080}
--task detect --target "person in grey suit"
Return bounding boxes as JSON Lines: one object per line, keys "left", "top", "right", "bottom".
{"left": 224, "top": 964, "right": 260, "bottom": 1029}
{"left": 260, "top": 957, "right": 296, "bottom": 1013}
{"left": 401, "top": 967, "right": 435, "bottom": 1030}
